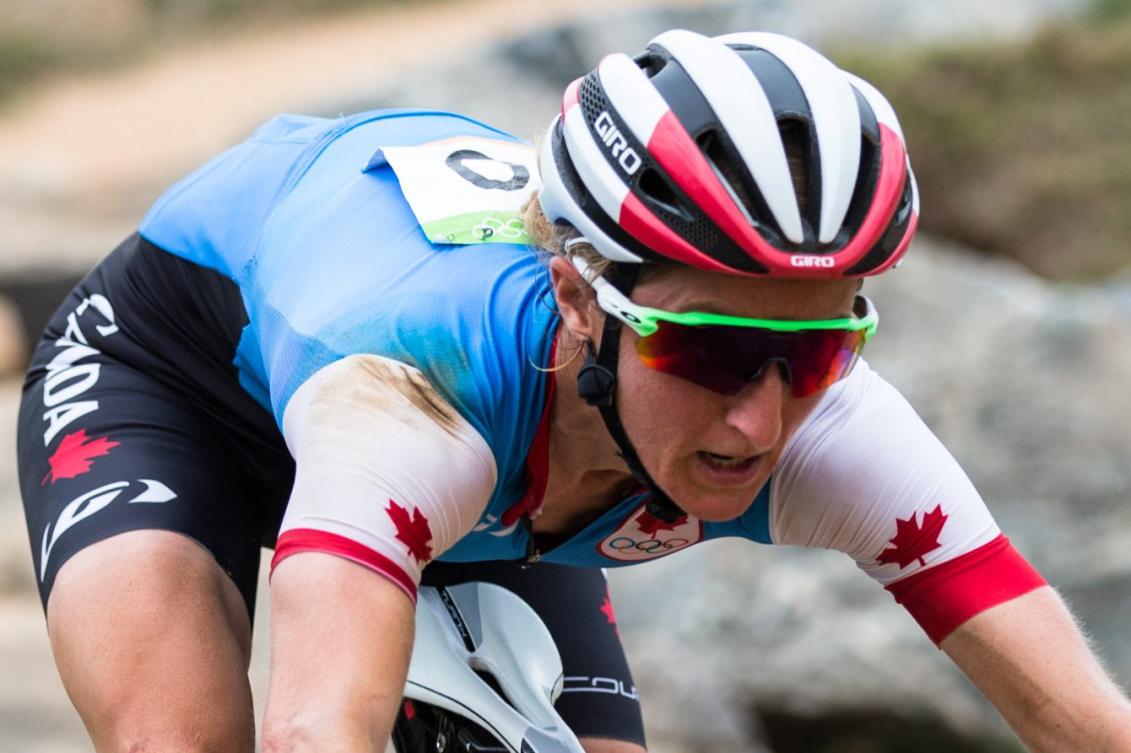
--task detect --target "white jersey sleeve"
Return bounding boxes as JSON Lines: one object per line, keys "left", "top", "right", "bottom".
{"left": 271, "top": 354, "right": 498, "bottom": 603}
{"left": 770, "top": 361, "right": 1046, "bottom": 643}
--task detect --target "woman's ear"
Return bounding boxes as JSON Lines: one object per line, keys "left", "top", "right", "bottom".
{"left": 549, "top": 256, "right": 603, "bottom": 345}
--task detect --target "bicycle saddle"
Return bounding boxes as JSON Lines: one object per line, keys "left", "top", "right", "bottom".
{"left": 400, "top": 581, "right": 585, "bottom": 753}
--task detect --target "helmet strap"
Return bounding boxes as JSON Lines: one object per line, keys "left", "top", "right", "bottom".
{"left": 577, "top": 264, "right": 687, "bottom": 524}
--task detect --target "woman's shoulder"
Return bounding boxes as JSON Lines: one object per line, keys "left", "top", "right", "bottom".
{"left": 137, "top": 108, "right": 524, "bottom": 275}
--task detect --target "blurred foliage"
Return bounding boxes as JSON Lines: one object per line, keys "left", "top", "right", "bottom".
{"left": 141, "top": 0, "right": 388, "bottom": 23}
{"left": 0, "top": 35, "right": 64, "bottom": 102}
{"left": 2, "top": 2, "right": 1130, "bottom": 281}
{"left": 1085, "top": 0, "right": 1131, "bottom": 23}
{"left": 839, "top": 12, "right": 1131, "bottom": 281}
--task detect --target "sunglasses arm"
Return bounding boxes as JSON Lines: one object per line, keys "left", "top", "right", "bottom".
{"left": 570, "top": 256, "right": 656, "bottom": 336}
{"left": 570, "top": 254, "right": 880, "bottom": 339}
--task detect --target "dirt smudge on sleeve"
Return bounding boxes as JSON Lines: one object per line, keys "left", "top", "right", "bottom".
{"left": 351, "top": 355, "right": 463, "bottom": 437}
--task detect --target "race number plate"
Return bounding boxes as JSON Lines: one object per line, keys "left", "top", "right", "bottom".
{"left": 381, "top": 136, "right": 540, "bottom": 246}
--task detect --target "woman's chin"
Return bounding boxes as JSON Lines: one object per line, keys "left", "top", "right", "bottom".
{"left": 663, "top": 477, "right": 767, "bottom": 521}
{"left": 677, "top": 496, "right": 757, "bottom": 522}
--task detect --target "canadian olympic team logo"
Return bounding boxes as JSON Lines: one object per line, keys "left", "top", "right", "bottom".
{"left": 597, "top": 503, "right": 703, "bottom": 562}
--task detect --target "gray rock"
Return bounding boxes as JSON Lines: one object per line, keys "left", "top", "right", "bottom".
{"left": 610, "top": 236, "right": 1131, "bottom": 749}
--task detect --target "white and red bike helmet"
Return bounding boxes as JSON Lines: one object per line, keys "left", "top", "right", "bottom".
{"left": 538, "top": 29, "right": 919, "bottom": 277}
{"left": 538, "top": 31, "right": 921, "bottom": 523}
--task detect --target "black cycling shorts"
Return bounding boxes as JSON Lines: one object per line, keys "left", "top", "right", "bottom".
{"left": 16, "top": 234, "right": 644, "bottom": 746}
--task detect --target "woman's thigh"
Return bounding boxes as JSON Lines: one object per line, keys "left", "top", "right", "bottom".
{"left": 421, "top": 560, "right": 646, "bottom": 749}
{"left": 19, "top": 356, "right": 269, "bottom": 617}
{"left": 47, "top": 530, "right": 256, "bottom": 753}
{"left": 18, "top": 362, "right": 264, "bottom": 751}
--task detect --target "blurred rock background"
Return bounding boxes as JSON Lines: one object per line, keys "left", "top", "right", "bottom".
{"left": 1, "top": 0, "right": 1129, "bottom": 751}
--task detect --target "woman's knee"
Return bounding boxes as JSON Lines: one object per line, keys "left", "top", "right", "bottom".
{"left": 46, "top": 530, "right": 255, "bottom": 753}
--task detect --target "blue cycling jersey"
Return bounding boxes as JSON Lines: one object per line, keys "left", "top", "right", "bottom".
{"left": 138, "top": 108, "right": 773, "bottom": 569}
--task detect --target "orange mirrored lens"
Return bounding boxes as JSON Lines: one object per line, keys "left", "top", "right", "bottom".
{"left": 635, "top": 322, "right": 865, "bottom": 397}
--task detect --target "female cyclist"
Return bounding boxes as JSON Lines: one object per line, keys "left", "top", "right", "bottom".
{"left": 17, "top": 29, "right": 1131, "bottom": 753}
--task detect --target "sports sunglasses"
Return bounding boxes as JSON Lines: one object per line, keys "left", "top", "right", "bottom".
{"left": 573, "top": 257, "right": 878, "bottom": 398}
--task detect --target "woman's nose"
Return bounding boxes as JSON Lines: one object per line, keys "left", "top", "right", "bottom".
{"left": 724, "top": 362, "right": 788, "bottom": 449}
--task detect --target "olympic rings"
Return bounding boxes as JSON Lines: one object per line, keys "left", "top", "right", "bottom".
{"left": 606, "top": 536, "right": 690, "bottom": 552}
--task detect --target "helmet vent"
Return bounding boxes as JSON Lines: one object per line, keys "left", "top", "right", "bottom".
{"left": 839, "top": 133, "right": 880, "bottom": 243}
{"left": 635, "top": 50, "right": 670, "bottom": 79}
{"left": 638, "top": 168, "right": 693, "bottom": 222}
{"left": 778, "top": 120, "right": 814, "bottom": 222}
{"left": 695, "top": 129, "right": 788, "bottom": 247}
{"left": 697, "top": 130, "right": 756, "bottom": 226}
{"left": 837, "top": 85, "right": 882, "bottom": 245}
{"left": 844, "top": 172, "right": 913, "bottom": 275}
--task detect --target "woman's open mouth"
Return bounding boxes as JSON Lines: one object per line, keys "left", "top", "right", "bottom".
{"left": 695, "top": 451, "right": 762, "bottom": 484}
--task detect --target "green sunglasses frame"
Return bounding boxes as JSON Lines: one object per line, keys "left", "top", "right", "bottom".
{"left": 571, "top": 256, "right": 879, "bottom": 340}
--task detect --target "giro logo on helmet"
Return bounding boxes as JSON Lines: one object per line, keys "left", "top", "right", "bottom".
{"left": 790, "top": 255, "right": 837, "bottom": 269}
{"left": 593, "top": 111, "right": 642, "bottom": 176}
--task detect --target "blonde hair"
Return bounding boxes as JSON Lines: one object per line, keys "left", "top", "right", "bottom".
{"left": 521, "top": 194, "right": 615, "bottom": 277}
{"left": 520, "top": 195, "right": 607, "bottom": 373}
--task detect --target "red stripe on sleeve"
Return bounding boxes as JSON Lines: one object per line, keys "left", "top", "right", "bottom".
{"left": 885, "top": 534, "right": 1046, "bottom": 645}
{"left": 272, "top": 528, "right": 418, "bottom": 605}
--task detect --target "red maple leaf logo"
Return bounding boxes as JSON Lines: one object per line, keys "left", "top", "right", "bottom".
{"left": 599, "top": 594, "right": 618, "bottom": 626}
{"left": 600, "top": 589, "right": 620, "bottom": 638}
{"left": 41, "top": 429, "right": 120, "bottom": 485}
{"left": 387, "top": 499, "right": 433, "bottom": 564}
{"left": 634, "top": 509, "right": 688, "bottom": 536}
{"left": 876, "top": 504, "right": 948, "bottom": 569}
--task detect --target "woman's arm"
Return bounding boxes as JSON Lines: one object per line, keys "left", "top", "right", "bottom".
{"left": 942, "top": 586, "right": 1131, "bottom": 752}
{"left": 263, "top": 553, "right": 416, "bottom": 753}
{"left": 260, "top": 354, "right": 500, "bottom": 752}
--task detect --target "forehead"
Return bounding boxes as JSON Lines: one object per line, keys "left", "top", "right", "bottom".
{"left": 631, "top": 265, "right": 860, "bottom": 320}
